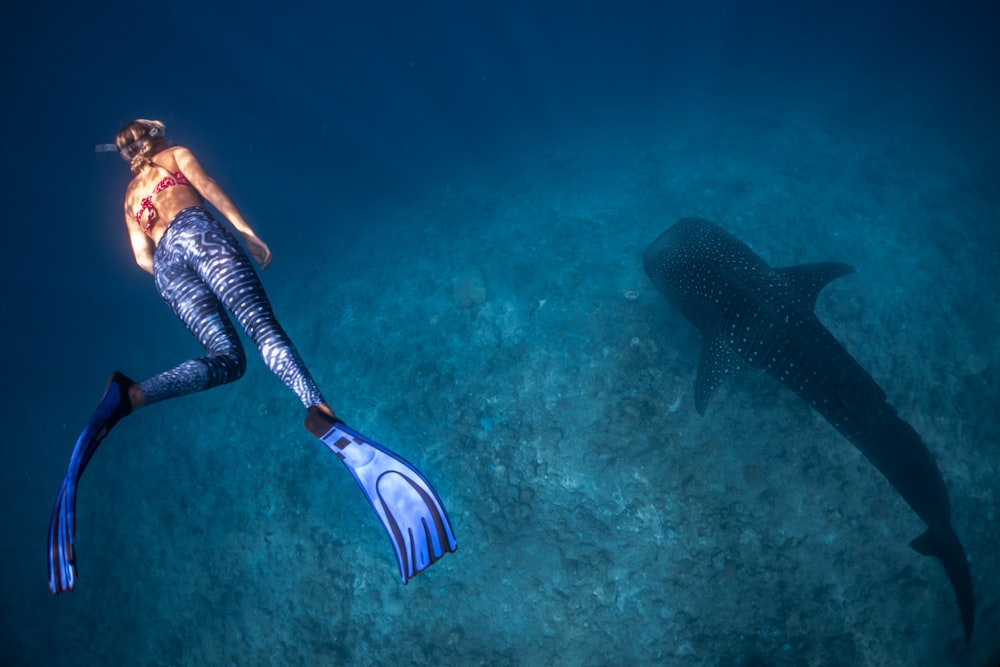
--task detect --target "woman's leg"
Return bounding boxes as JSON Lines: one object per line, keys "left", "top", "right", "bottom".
{"left": 136, "top": 222, "right": 248, "bottom": 407}
{"left": 49, "top": 228, "right": 246, "bottom": 592}
{"left": 186, "top": 213, "right": 327, "bottom": 408}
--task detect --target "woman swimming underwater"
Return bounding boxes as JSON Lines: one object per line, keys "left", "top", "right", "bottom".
{"left": 47, "top": 119, "right": 456, "bottom": 592}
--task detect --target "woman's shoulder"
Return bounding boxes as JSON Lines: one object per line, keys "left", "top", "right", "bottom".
{"left": 157, "top": 144, "right": 187, "bottom": 161}
{"left": 160, "top": 144, "right": 197, "bottom": 167}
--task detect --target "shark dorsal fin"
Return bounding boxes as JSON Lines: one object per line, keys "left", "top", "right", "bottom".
{"left": 776, "top": 262, "right": 855, "bottom": 310}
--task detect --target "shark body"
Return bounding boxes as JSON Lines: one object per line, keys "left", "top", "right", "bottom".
{"left": 644, "top": 217, "right": 973, "bottom": 642}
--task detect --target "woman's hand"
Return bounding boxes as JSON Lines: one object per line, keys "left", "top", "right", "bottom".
{"left": 245, "top": 235, "right": 273, "bottom": 270}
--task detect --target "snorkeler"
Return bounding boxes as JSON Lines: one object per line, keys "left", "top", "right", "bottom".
{"left": 48, "top": 119, "right": 456, "bottom": 593}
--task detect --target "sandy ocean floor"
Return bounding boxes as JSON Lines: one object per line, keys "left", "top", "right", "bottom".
{"left": 33, "top": 100, "right": 998, "bottom": 666}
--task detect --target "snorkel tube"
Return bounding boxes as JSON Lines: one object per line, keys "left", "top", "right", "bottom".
{"left": 96, "top": 121, "right": 165, "bottom": 156}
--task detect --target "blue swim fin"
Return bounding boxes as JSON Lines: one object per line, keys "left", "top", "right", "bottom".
{"left": 305, "top": 407, "right": 457, "bottom": 583}
{"left": 47, "top": 372, "right": 134, "bottom": 594}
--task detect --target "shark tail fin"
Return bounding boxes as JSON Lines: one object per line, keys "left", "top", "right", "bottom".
{"left": 910, "top": 527, "right": 974, "bottom": 643}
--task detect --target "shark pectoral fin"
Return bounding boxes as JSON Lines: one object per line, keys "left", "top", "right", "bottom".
{"left": 694, "top": 337, "right": 743, "bottom": 416}
{"left": 776, "top": 262, "right": 855, "bottom": 310}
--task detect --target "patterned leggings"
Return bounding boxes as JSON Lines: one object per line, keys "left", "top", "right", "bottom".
{"left": 138, "top": 206, "right": 326, "bottom": 408}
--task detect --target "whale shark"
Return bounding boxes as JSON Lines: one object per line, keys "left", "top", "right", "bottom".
{"left": 643, "top": 217, "right": 974, "bottom": 643}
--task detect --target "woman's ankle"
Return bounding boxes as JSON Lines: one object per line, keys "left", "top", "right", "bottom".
{"left": 128, "top": 384, "right": 146, "bottom": 411}
{"left": 313, "top": 403, "right": 337, "bottom": 420}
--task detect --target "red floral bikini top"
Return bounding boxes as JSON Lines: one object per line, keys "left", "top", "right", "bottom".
{"left": 134, "top": 171, "right": 193, "bottom": 233}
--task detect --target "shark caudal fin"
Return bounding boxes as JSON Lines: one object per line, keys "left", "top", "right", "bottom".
{"left": 910, "top": 526, "right": 974, "bottom": 643}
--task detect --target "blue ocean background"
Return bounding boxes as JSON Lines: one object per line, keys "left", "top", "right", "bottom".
{"left": 1, "top": 1, "right": 998, "bottom": 665}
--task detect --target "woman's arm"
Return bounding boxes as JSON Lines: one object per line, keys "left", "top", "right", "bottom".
{"left": 173, "top": 146, "right": 273, "bottom": 269}
{"left": 123, "top": 201, "right": 155, "bottom": 274}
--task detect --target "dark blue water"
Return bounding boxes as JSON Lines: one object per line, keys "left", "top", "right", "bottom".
{"left": 2, "top": 1, "right": 998, "bottom": 665}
